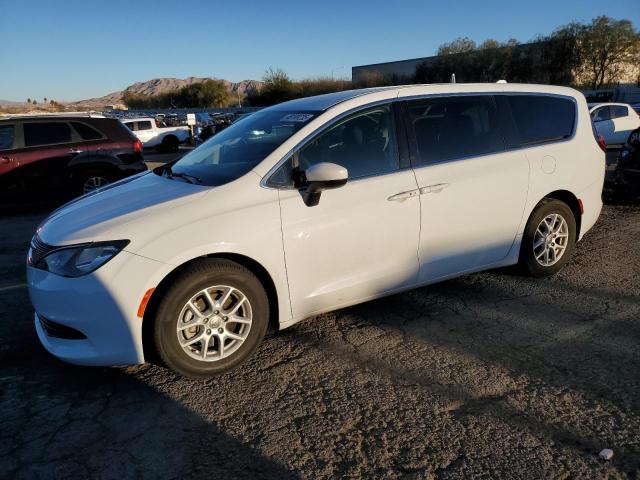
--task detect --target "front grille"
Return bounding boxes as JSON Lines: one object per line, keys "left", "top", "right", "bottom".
{"left": 38, "top": 315, "right": 87, "bottom": 340}
{"left": 29, "top": 235, "right": 54, "bottom": 265}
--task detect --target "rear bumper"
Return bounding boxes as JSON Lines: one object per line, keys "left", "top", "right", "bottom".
{"left": 578, "top": 179, "right": 604, "bottom": 240}
{"left": 117, "top": 159, "right": 147, "bottom": 176}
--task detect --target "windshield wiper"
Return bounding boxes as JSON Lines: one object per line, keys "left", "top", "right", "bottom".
{"left": 170, "top": 172, "right": 203, "bottom": 184}
{"left": 161, "top": 167, "right": 202, "bottom": 184}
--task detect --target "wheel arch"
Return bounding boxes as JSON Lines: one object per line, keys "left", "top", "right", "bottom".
{"left": 532, "top": 190, "right": 582, "bottom": 240}
{"left": 162, "top": 134, "right": 179, "bottom": 143}
{"left": 141, "top": 252, "right": 280, "bottom": 362}
{"left": 544, "top": 190, "right": 582, "bottom": 240}
{"left": 69, "top": 155, "right": 121, "bottom": 179}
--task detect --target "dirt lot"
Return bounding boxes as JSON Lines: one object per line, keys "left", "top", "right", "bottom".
{"left": 1, "top": 199, "right": 639, "bottom": 479}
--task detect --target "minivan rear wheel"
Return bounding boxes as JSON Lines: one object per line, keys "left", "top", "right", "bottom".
{"left": 519, "top": 199, "right": 576, "bottom": 277}
{"left": 153, "top": 259, "right": 269, "bottom": 378}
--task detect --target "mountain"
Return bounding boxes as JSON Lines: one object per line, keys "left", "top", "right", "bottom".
{"left": 69, "top": 77, "right": 263, "bottom": 109}
{"left": 0, "top": 99, "right": 28, "bottom": 106}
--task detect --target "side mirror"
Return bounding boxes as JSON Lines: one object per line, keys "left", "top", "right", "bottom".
{"left": 302, "top": 162, "right": 348, "bottom": 207}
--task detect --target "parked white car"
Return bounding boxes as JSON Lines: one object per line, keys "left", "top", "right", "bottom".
{"left": 28, "top": 84, "right": 604, "bottom": 377}
{"left": 589, "top": 102, "right": 640, "bottom": 146}
{"left": 122, "top": 117, "right": 190, "bottom": 152}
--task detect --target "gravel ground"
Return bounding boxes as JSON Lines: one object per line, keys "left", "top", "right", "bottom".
{"left": 1, "top": 204, "right": 639, "bottom": 480}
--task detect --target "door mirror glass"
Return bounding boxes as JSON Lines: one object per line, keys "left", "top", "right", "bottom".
{"left": 303, "top": 162, "right": 348, "bottom": 206}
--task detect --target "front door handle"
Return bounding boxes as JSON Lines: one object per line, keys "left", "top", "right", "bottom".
{"left": 69, "top": 148, "right": 83, "bottom": 155}
{"left": 387, "top": 189, "right": 419, "bottom": 202}
{"left": 0, "top": 156, "right": 14, "bottom": 164}
{"left": 420, "top": 183, "right": 450, "bottom": 194}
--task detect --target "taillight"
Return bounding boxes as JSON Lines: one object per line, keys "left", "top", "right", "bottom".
{"left": 596, "top": 134, "right": 607, "bottom": 152}
{"left": 133, "top": 139, "right": 142, "bottom": 154}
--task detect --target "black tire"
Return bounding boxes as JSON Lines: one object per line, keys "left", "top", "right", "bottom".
{"left": 519, "top": 199, "right": 576, "bottom": 277}
{"left": 157, "top": 135, "right": 179, "bottom": 153}
{"left": 153, "top": 259, "right": 269, "bottom": 378}
{"left": 76, "top": 168, "right": 115, "bottom": 195}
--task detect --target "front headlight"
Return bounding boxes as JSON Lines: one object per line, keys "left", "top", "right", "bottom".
{"left": 30, "top": 240, "right": 129, "bottom": 277}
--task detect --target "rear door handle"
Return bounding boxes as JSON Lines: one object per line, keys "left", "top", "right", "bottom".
{"left": 387, "top": 189, "right": 419, "bottom": 202}
{"left": 420, "top": 183, "right": 450, "bottom": 194}
{"left": 69, "top": 148, "right": 83, "bottom": 154}
{"left": 0, "top": 156, "right": 13, "bottom": 164}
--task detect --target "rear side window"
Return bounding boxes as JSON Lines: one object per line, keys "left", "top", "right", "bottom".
{"left": 507, "top": 95, "right": 575, "bottom": 146}
{"left": 610, "top": 105, "right": 628, "bottom": 119}
{"left": 0, "top": 124, "right": 15, "bottom": 150}
{"left": 137, "top": 121, "right": 152, "bottom": 130}
{"left": 408, "top": 95, "right": 504, "bottom": 164}
{"left": 24, "top": 122, "right": 72, "bottom": 147}
{"left": 71, "top": 122, "right": 103, "bottom": 140}
{"left": 591, "top": 106, "right": 611, "bottom": 122}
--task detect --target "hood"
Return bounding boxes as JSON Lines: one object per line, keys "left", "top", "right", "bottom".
{"left": 37, "top": 171, "right": 208, "bottom": 246}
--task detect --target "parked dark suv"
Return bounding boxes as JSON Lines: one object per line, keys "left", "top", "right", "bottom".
{"left": 0, "top": 116, "right": 147, "bottom": 201}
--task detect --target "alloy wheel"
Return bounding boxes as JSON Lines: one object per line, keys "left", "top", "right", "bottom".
{"left": 83, "top": 176, "right": 109, "bottom": 193}
{"left": 176, "top": 285, "right": 252, "bottom": 362}
{"left": 533, "top": 213, "right": 569, "bottom": 267}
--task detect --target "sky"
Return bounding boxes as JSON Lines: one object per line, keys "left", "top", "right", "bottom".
{"left": 1, "top": 0, "right": 638, "bottom": 102}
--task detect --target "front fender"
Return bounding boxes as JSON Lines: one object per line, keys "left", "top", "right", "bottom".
{"left": 133, "top": 178, "right": 293, "bottom": 328}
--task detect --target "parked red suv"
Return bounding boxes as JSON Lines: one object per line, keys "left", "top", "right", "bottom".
{"left": 0, "top": 116, "right": 146, "bottom": 200}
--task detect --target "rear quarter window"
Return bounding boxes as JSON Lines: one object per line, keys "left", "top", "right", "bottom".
{"left": 71, "top": 122, "right": 103, "bottom": 140}
{"left": 24, "top": 122, "right": 72, "bottom": 147}
{"left": 0, "top": 124, "right": 15, "bottom": 150}
{"left": 610, "top": 105, "right": 629, "bottom": 119}
{"left": 506, "top": 95, "right": 576, "bottom": 147}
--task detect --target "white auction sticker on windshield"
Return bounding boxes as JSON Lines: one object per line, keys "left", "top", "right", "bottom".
{"left": 280, "top": 113, "right": 314, "bottom": 122}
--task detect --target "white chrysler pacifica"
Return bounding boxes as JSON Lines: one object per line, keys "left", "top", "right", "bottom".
{"left": 27, "top": 84, "right": 605, "bottom": 377}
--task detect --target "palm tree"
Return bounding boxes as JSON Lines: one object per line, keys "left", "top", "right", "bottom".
{"left": 27, "top": 98, "right": 31, "bottom": 104}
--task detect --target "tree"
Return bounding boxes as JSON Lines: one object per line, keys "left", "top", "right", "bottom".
{"left": 479, "top": 39, "right": 501, "bottom": 50}
{"left": 437, "top": 37, "right": 477, "bottom": 56}
{"left": 533, "top": 23, "right": 583, "bottom": 85}
{"left": 32, "top": 99, "right": 37, "bottom": 105}
{"left": 178, "top": 79, "right": 229, "bottom": 108}
{"left": 248, "top": 68, "right": 298, "bottom": 106}
{"left": 26, "top": 98, "right": 31, "bottom": 104}
{"left": 577, "top": 16, "right": 640, "bottom": 89}
{"left": 44, "top": 97, "right": 47, "bottom": 103}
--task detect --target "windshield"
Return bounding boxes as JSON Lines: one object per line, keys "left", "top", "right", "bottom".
{"left": 165, "top": 109, "right": 320, "bottom": 186}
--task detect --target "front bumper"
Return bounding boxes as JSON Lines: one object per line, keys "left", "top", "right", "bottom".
{"left": 27, "top": 250, "right": 172, "bottom": 366}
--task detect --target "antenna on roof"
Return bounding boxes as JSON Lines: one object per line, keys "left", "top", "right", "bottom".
{"left": 450, "top": 73, "right": 456, "bottom": 84}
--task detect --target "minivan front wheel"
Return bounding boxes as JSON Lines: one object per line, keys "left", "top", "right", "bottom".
{"left": 519, "top": 199, "right": 576, "bottom": 277}
{"left": 153, "top": 259, "right": 269, "bottom": 378}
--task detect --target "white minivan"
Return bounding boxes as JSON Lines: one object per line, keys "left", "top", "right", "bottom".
{"left": 27, "top": 84, "right": 605, "bottom": 377}
{"left": 589, "top": 102, "right": 640, "bottom": 145}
